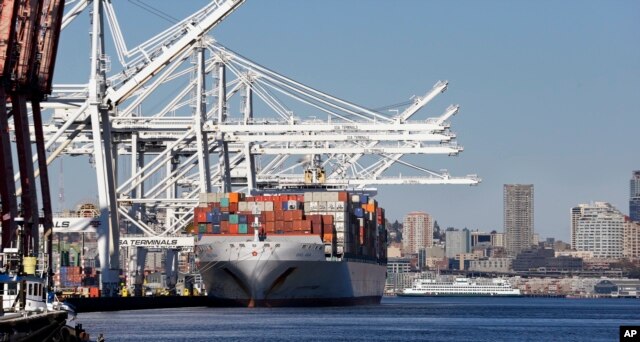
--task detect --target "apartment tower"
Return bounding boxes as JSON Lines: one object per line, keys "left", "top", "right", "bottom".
{"left": 504, "top": 184, "right": 534, "bottom": 257}
{"left": 402, "top": 212, "right": 433, "bottom": 255}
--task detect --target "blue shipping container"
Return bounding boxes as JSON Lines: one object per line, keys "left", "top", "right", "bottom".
{"left": 354, "top": 207, "right": 364, "bottom": 218}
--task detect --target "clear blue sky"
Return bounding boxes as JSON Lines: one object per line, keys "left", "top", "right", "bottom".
{"left": 53, "top": 0, "right": 640, "bottom": 242}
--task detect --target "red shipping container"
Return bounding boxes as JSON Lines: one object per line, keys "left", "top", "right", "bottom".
{"left": 284, "top": 221, "right": 293, "bottom": 232}
{"left": 301, "top": 220, "right": 311, "bottom": 230}
{"left": 296, "top": 194, "right": 304, "bottom": 202}
{"left": 283, "top": 211, "right": 293, "bottom": 221}
{"left": 311, "top": 221, "right": 323, "bottom": 235}
{"left": 265, "top": 211, "right": 276, "bottom": 222}
{"left": 293, "top": 220, "right": 302, "bottom": 230}
{"left": 338, "top": 192, "right": 348, "bottom": 202}
{"left": 322, "top": 215, "right": 334, "bottom": 225}
{"left": 229, "top": 202, "right": 238, "bottom": 213}
{"left": 265, "top": 221, "right": 276, "bottom": 232}
{"left": 275, "top": 211, "right": 284, "bottom": 221}
{"left": 292, "top": 210, "right": 303, "bottom": 220}
{"left": 324, "top": 224, "right": 334, "bottom": 235}
{"left": 220, "top": 221, "right": 229, "bottom": 233}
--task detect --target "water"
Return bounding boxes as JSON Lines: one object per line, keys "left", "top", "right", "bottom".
{"left": 74, "top": 297, "right": 640, "bottom": 341}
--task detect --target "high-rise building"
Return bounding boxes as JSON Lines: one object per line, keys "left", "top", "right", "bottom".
{"left": 630, "top": 171, "right": 640, "bottom": 222}
{"left": 623, "top": 217, "right": 640, "bottom": 260}
{"left": 445, "top": 228, "right": 471, "bottom": 258}
{"left": 504, "top": 184, "right": 534, "bottom": 257}
{"left": 402, "top": 212, "right": 433, "bottom": 255}
{"left": 572, "top": 202, "right": 624, "bottom": 259}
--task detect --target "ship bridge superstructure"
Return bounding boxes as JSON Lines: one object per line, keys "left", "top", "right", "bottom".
{"left": 9, "top": 0, "right": 480, "bottom": 294}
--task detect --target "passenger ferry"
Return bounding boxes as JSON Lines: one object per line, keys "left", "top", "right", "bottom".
{"left": 399, "top": 277, "right": 521, "bottom": 297}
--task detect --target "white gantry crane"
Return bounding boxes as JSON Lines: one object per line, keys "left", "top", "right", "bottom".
{"left": 16, "top": 0, "right": 480, "bottom": 295}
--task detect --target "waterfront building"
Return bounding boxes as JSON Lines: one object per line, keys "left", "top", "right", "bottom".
{"left": 572, "top": 202, "right": 624, "bottom": 259}
{"left": 630, "top": 171, "right": 640, "bottom": 222}
{"left": 445, "top": 228, "right": 471, "bottom": 258}
{"left": 512, "top": 247, "right": 583, "bottom": 272}
{"left": 623, "top": 217, "right": 640, "bottom": 260}
{"left": 402, "top": 211, "right": 433, "bottom": 255}
{"left": 504, "top": 184, "right": 534, "bottom": 257}
{"left": 468, "top": 257, "right": 512, "bottom": 273}
{"left": 385, "top": 258, "right": 416, "bottom": 294}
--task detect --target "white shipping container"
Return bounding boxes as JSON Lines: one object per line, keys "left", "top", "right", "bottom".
{"left": 304, "top": 192, "right": 314, "bottom": 202}
{"left": 317, "top": 202, "right": 327, "bottom": 210}
{"left": 336, "top": 246, "right": 344, "bottom": 255}
{"left": 326, "top": 192, "right": 339, "bottom": 202}
{"left": 238, "top": 202, "right": 247, "bottom": 211}
{"left": 335, "top": 222, "right": 346, "bottom": 233}
{"left": 287, "top": 200, "right": 298, "bottom": 210}
{"left": 309, "top": 202, "right": 318, "bottom": 210}
{"left": 324, "top": 245, "right": 333, "bottom": 255}
{"left": 264, "top": 201, "right": 274, "bottom": 211}
{"left": 336, "top": 232, "right": 345, "bottom": 243}
{"left": 351, "top": 194, "right": 360, "bottom": 203}
{"left": 334, "top": 211, "right": 345, "bottom": 222}
{"left": 312, "top": 192, "right": 323, "bottom": 202}
{"left": 327, "top": 202, "right": 336, "bottom": 210}
{"left": 199, "top": 193, "right": 207, "bottom": 203}
{"left": 336, "top": 201, "right": 345, "bottom": 210}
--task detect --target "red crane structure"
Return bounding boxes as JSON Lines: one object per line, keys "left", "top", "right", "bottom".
{"left": 0, "top": 0, "right": 65, "bottom": 287}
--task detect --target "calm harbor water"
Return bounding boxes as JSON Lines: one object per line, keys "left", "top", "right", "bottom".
{"left": 74, "top": 297, "right": 640, "bottom": 341}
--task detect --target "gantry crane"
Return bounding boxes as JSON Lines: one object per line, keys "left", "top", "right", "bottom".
{"left": 14, "top": 0, "right": 480, "bottom": 295}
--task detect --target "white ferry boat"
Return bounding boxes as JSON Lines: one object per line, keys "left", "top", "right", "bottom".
{"left": 399, "top": 277, "right": 521, "bottom": 297}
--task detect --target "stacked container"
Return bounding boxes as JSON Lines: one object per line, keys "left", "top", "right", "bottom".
{"left": 194, "top": 191, "right": 387, "bottom": 262}
{"left": 58, "top": 266, "right": 83, "bottom": 288}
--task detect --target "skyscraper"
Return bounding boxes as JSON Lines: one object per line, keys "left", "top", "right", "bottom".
{"left": 504, "top": 184, "right": 534, "bottom": 257}
{"left": 402, "top": 212, "right": 433, "bottom": 255}
{"left": 572, "top": 202, "right": 624, "bottom": 259}
{"left": 630, "top": 171, "right": 640, "bottom": 222}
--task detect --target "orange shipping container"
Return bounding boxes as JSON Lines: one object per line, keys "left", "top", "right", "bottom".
{"left": 229, "top": 223, "right": 239, "bottom": 234}
{"left": 228, "top": 192, "right": 240, "bottom": 203}
{"left": 323, "top": 234, "right": 334, "bottom": 243}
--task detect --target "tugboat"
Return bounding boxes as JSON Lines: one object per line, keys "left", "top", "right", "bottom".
{"left": 0, "top": 222, "right": 86, "bottom": 341}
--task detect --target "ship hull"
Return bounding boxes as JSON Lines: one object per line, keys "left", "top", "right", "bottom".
{"left": 196, "top": 236, "right": 386, "bottom": 307}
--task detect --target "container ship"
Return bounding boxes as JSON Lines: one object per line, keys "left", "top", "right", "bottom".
{"left": 193, "top": 191, "right": 387, "bottom": 307}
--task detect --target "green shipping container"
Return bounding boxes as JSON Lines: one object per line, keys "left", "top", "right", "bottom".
{"left": 198, "top": 224, "right": 207, "bottom": 233}
{"left": 238, "top": 223, "right": 248, "bottom": 234}
{"left": 220, "top": 198, "right": 230, "bottom": 207}
{"left": 229, "top": 214, "right": 239, "bottom": 224}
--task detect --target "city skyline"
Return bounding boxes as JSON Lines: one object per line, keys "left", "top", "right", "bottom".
{"left": 51, "top": 1, "right": 639, "bottom": 242}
